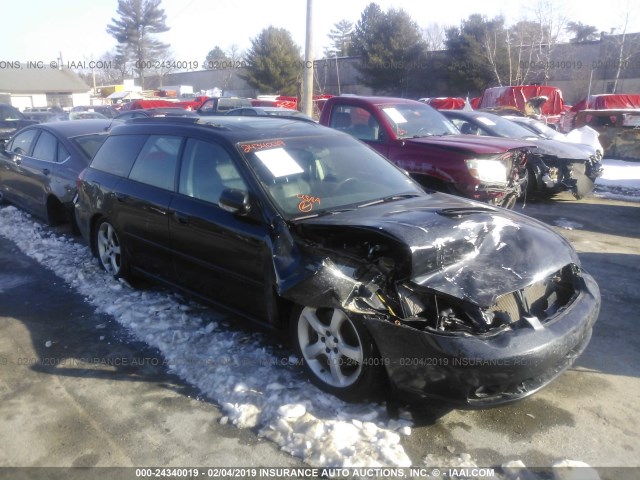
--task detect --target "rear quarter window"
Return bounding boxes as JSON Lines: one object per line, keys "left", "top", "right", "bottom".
{"left": 90, "top": 134, "right": 147, "bottom": 177}
{"left": 128, "top": 135, "right": 182, "bottom": 190}
{"left": 73, "top": 135, "right": 107, "bottom": 162}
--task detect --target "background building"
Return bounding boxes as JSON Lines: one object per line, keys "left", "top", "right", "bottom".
{"left": 0, "top": 65, "right": 90, "bottom": 110}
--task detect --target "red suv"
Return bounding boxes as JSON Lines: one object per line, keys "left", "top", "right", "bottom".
{"left": 319, "top": 96, "right": 531, "bottom": 208}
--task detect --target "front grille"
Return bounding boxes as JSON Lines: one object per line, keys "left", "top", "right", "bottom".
{"left": 488, "top": 266, "right": 578, "bottom": 325}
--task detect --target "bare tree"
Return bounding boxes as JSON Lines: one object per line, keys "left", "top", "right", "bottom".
{"left": 610, "top": 9, "right": 639, "bottom": 93}
{"left": 530, "top": 0, "right": 569, "bottom": 83}
{"left": 505, "top": 20, "right": 540, "bottom": 85}
{"left": 423, "top": 22, "right": 446, "bottom": 51}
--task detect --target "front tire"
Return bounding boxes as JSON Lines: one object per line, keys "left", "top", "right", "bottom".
{"left": 94, "top": 219, "right": 129, "bottom": 279}
{"left": 290, "top": 305, "right": 384, "bottom": 400}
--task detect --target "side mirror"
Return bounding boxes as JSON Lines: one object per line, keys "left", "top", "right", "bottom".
{"left": 219, "top": 188, "right": 251, "bottom": 215}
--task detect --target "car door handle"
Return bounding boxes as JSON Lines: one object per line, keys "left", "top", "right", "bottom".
{"left": 42, "top": 168, "right": 50, "bottom": 175}
{"left": 114, "top": 192, "right": 128, "bottom": 202}
{"left": 173, "top": 211, "right": 189, "bottom": 224}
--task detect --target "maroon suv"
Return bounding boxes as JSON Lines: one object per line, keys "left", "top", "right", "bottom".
{"left": 319, "top": 96, "right": 531, "bottom": 207}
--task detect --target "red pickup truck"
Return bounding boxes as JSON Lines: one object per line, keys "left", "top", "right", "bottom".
{"left": 319, "top": 96, "right": 531, "bottom": 208}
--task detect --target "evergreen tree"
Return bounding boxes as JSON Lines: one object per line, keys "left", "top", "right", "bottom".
{"left": 445, "top": 15, "right": 508, "bottom": 92}
{"left": 106, "top": 0, "right": 170, "bottom": 89}
{"left": 566, "top": 22, "right": 599, "bottom": 43}
{"left": 351, "top": 3, "right": 426, "bottom": 95}
{"left": 204, "top": 46, "right": 230, "bottom": 69}
{"left": 240, "top": 27, "right": 302, "bottom": 95}
{"left": 325, "top": 20, "right": 354, "bottom": 57}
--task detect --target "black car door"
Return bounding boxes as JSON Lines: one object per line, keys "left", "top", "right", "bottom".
{"left": 115, "top": 134, "right": 183, "bottom": 278}
{"left": 169, "top": 137, "right": 271, "bottom": 322}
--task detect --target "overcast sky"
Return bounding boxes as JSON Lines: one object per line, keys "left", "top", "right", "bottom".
{"left": 3, "top": 0, "right": 638, "bottom": 66}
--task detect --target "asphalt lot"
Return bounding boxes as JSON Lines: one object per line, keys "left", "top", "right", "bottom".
{"left": 0, "top": 191, "right": 639, "bottom": 476}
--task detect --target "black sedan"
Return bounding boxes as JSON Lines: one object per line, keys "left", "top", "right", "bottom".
{"left": 0, "top": 120, "right": 110, "bottom": 225}
{"left": 74, "top": 116, "right": 600, "bottom": 406}
{"left": 441, "top": 110, "right": 603, "bottom": 199}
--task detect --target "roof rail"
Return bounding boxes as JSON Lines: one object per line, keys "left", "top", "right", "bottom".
{"left": 126, "top": 116, "right": 202, "bottom": 125}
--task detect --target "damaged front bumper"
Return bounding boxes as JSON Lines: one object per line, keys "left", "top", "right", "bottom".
{"left": 528, "top": 155, "right": 603, "bottom": 199}
{"left": 364, "top": 272, "right": 600, "bottom": 407}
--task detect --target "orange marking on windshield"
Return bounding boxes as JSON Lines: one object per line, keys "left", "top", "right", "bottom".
{"left": 297, "top": 194, "right": 320, "bottom": 213}
{"left": 242, "top": 140, "right": 286, "bottom": 153}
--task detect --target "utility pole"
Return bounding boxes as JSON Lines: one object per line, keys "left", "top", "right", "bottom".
{"left": 301, "top": 0, "right": 314, "bottom": 117}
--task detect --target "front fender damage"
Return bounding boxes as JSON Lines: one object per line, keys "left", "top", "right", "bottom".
{"left": 270, "top": 216, "right": 393, "bottom": 316}
{"left": 269, "top": 208, "right": 585, "bottom": 338}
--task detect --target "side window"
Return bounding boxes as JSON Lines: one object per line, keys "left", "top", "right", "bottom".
{"left": 329, "top": 105, "right": 353, "bottom": 131}
{"left": 329, "top": 106, "right": 380, "bottom": 141}
{"left": 91, "top": 134, "right": 147, "bottom": 177}
{"left": 9, "top": 129, "right": 38, "bottom": 155}
{"left": 350, "top": 107, "right": 380, "bottom": 141}
{"left": 31, "top": 131, "right": 58, "bottom": 162}
{"left": 458, "top": 121, "right": 479, "bottom": 135}
{"left": 129, "top": 135, "right": 182, "bottom": 190}
{"left": 178, "top": 138, "right": 247, "bottom": 204}
{"left": 57, "top": 142, "right": 70, "bottom": 162}
{"left": 199, "top": 99, "right": 216, "bottom": 113}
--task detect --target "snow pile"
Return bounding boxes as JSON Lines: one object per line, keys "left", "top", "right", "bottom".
{"left": 595, "top": 159, "right": 640, "bottom": 201}
{"left": 0, "top": 205, "right": 410, "bottom": 467}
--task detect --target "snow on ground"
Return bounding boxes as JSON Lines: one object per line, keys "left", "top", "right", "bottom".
{"left": 0, "top": 205, "right": 411, "bottom": 468}
{"left": 6, "top": 181, "right": 638, "bottom": 472}
{"left": 594, "top": 158, "right": 640, "bottom": 201}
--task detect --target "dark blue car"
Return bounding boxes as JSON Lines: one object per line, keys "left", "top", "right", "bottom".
{"left": 0, "top": 120, "right": 110, "bottom": 225}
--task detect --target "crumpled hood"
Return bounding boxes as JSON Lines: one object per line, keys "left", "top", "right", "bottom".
{"left": 298, "top": 194, "right": 579, "bottom": 307}
{"left": 406, "top": 135, "right": 534, "bottom": 155}
{"left": 530, "top": 138, "right": 594, "bottom": 160}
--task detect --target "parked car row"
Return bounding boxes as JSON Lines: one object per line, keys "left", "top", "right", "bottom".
{"left": 440, "top": 110, "right": 603, "bottom": 199}
{"left": 0, "top": 113, "right": 601, "bottom": 407}
{"left": 318, "top": 96, "right": 536, "bottom": 209}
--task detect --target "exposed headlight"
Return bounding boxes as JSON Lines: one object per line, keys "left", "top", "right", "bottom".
{"left": 465, "top": 159, "right": 507, "bottom": 184}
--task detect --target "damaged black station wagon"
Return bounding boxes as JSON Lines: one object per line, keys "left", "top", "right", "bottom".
{"left": 75, "top": 117, "right": 601, "bottom": 406}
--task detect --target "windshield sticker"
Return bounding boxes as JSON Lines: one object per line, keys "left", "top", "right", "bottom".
{"left": 476, "top": 117, "right": 497, "bottom": 126}
{"left": 297, "top": 194, "right": 320, "bottom": 213}
{"left": 254, "top": 148, "right": 304, "bottom": 178}
{"left": 242, "top": 140, "right": 286, "bottom": 153}
{"left": 382, "top": 107, "right": 408, "bottom": 124}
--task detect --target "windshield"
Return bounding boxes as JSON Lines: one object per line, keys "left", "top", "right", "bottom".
{"left": 472, "top": 113, "right": 540, "bottom": 139}
{"left": 240, "top": 133, "right": 424, "bottom": 218}
{"left": 379, "top": 103, "right": 458, "bottom": 138}
{"left": 531, "top": 121, "right": 563, "bottom": 138}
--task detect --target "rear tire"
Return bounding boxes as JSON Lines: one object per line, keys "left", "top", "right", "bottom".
{"left": 290, "top": 305, "right": 385, "bottom": 401}
{"left": 93, "top": 218, "right": 129, "bottom": 279}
